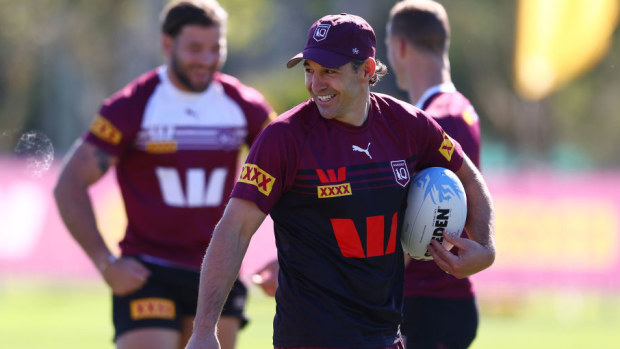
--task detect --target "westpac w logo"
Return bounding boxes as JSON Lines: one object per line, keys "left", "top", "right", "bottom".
{"left": 313, "top": 24, "right": 331, "bottom": 41}
{"left": 316, "top": 167, "right": 352, "bottom": 198}
{"left": 155, "top": 167, "right": 227, "bottom": 207}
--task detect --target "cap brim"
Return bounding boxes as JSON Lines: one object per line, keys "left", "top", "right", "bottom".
{"left": 286, "top": 48, "right": 352, "bottom": 69}
{"left": 286, "top": 53, "right": 304, "bottom": 68}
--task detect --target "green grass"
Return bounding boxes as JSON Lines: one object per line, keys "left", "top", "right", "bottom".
{"left": 1, "top": 278, "right": 619, "bottom": 349}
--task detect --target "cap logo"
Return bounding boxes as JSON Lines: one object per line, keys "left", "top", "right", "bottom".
{"left": 313, "top": 24, "right": 331, "bottom": 41}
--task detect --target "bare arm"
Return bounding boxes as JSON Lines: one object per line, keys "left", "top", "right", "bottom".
{"left": 186, "top": 198, "right": 267, "bottom": 349}
{"left": 53, "top": 139, "right": 149, "bottom": 293}
{"left": 54, "top": 139, "right": 118, "bottom": 270}
{"left": 427, "top": 155, "right": 496, "bottom": 278}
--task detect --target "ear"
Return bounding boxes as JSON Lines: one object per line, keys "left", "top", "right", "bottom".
{"left": 363, "top": 58, "right": 376, "bottom": 80}
{"left": 396, "top": 37, "right": 408, "bottom": 58}
{"left": 162, "top": 34, "right": 174, "bottom": 59}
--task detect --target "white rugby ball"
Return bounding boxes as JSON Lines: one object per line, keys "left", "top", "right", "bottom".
{"left": 401, "top": 167, "right": 467, "bottom": 260}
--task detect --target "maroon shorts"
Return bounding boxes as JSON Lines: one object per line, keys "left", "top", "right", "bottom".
{"left": 275, "top": 339, "right": 405, "bottom": 349}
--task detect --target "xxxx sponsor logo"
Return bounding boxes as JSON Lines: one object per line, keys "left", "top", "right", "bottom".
{"left": 238, "top": 164, "right": 275, "bottom": 196}
{"left": 90, "top": 115, "right": 122, "bottom": 145}
{"left": 146, "top": 141, "right": 178, "bottom": 153}
{"left": 316, "top": 167, "right": 352, "bottom": 199}
{"left": 439, "top": 132, "right": 455, "bottom": 162}
{"left": 318, "top": 183, "right": 352, "bottom": 198}
{"left": 130, "top": 297, "right": 175, "bottom": 320}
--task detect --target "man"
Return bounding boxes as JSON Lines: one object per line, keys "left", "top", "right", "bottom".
{"left": 54, "top": 1, "right": 274, "bottom": 348}
{"left": 386, "top": 1, "right": 482, "bottom": 348}
{"left": 186, "top": 13, "right": 495, "bottom": 349}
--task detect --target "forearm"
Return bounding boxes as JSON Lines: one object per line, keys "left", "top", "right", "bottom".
{"left": 193, "top": 230, "right": 248, "bottom": 333}
{"left": 459, "top": 157, "right": 496, "bottom": 255}
{"left": 54, "top": 140, "right": 116, "bottom": 273}
{"left": 192, "top": 199, "right": 265, "bottom": 335}
{"left": 54, "top": 179, "right": 114, "bottom": 272}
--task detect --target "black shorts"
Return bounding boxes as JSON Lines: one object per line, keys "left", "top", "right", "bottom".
{"left": 112, "top": 258, "right": 248, "bottom": 339}
{"left": 401, "top": 296, "right": 478, "bottom": 349}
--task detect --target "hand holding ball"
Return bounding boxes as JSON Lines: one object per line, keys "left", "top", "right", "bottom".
{"left": 401, "top": 167, "right": 467, "bottom": 260}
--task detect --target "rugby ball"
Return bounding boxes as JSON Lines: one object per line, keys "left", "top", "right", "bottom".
{"left": 401, "top": 167, "right": 467, "bottom": 260}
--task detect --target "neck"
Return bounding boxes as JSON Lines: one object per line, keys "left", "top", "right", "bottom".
{"left": 406, "top": 54, "right": 451, "bottom": 105}
{"left": 337, "top": 89, "right": 371, "bottom": 127}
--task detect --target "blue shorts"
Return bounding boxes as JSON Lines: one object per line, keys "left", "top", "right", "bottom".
{"left": 112, "top": 258, "right": 248, "bottom": 339}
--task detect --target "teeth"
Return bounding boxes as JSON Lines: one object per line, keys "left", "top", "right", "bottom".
{"left": 317, "top": 94, "right": 335, "bottom": 102}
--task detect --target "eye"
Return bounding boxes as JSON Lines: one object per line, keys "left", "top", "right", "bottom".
{"left": 188, "top": 45, "right": 203, "bottom": 53}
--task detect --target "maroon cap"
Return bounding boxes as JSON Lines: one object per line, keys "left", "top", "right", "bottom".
{"left": 287, "top": 13, "right": 376, "bottom": 69}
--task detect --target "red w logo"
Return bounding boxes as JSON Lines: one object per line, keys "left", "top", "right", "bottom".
{"left": 330, "top": 212, "right": 398, "bottom": 258}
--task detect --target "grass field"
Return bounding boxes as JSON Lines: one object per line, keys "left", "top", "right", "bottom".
{"left": 1, "top": 278, "right": 619, "bottom": 349}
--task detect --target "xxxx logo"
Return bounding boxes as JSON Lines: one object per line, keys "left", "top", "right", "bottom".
{"left": 90, "top": 114, "right": 122, "bottom": 145}
{"left": 439, "top": 132, "right": 455, "bottom": 162}
{"left": 130, "top": 298, "right": 175, "bottom": 320}
{"left": 238, "top": 164, "right": 275, "bottom": 196}
{"left": 316, "top": 167, "right": 352, "bottom": 199}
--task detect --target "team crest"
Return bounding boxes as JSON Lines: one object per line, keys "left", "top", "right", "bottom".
{"left": 391, "top": 160, "right": 410, "bottom": 187}
{"left": 313, "top": 24, "right": 331, "bottom": 41}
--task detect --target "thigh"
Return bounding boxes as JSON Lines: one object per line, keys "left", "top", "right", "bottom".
{"left": 116, "top": 328, "right": 181, "bottom": 349}
{"left": 217, "top": 316, "right": 242, "bottom": 349}
{"left": 220, "top": 278, "right": 249, "bottom": 329}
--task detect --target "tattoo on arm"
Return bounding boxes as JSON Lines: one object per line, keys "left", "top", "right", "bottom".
{"left": 94, "top": 148, "right": 111, "bottom": 174}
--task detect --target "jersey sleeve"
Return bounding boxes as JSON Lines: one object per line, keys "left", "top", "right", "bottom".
{"left": 411, "top": 107, "right": 465, "bottom": 174}
{"left": 83, "top": 71, "right": 158, "bottom": 156}
{"left": 231, "top": 120, "right": 297, "bottom": 214}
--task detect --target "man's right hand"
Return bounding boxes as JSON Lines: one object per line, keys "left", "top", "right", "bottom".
{"left": 102, "top": 257, "right": 150, "bottom": 296}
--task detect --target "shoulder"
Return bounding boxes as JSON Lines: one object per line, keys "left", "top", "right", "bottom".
{"left": 261, "top": 99, "right": 318, "bottom": 137}
{"left": 100, "top": 68, "right": 161, "bottom": 114}
{"left": 371, "top": 92, "right": 433, "bottom": 126}
{"left": 427, "top": 91, "right": 473, "bottom": 117}
{"left": 214, "top": 72, "right": 272, "bottom": 112}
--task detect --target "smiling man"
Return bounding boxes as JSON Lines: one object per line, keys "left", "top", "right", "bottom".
{"left": 54, "top": 1, "right": 274, "bottom": 349}
{"left": 186, "top": 13, "right": 495, "bottom": 349}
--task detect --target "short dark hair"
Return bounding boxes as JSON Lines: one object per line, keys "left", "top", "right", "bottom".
{"left": 388, "top": 0, "right": 450, "bottom": 55}
{"left": 351, "top": 59, "right": 389, "bottom": 86}
{"left": 160, "top": 0, "right": 228, "bottom": 37}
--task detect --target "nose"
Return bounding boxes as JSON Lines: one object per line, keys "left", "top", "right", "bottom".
{"left": 310, "top": 72, "right": 327, "bottom": 92}
{"left": 199, "top": 49, "right": 220, "bottom": 66}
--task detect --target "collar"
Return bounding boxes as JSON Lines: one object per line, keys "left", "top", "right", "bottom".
{"left": 414, "top": 82, "right": 456, "bottom": 109}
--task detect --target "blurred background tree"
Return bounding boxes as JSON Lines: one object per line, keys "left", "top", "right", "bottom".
{"left": 0, "top": 0, "right": 618, "bottom": 169}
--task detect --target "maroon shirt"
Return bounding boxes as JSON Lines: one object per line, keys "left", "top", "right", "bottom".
{"left": 232, "top": 93, "right": 464, "bottom": 347}
{"left": 404, "top": 85, "right": 481, "bottom": 299}
{"left": 84, "top": 67, "right": 273, "bottom": 269}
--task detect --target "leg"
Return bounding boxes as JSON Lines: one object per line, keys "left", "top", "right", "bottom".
{"left": 180, "top": 316, "right": 195, "bottom": 348}
{"left": 116, "top": 328, "right": 181, "bottom": 349}
{"left": 178, "top": 315, "right": 242, "bottom": 349}
{"left": 216, "top": 316, "right": 242, "bottom": 349}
